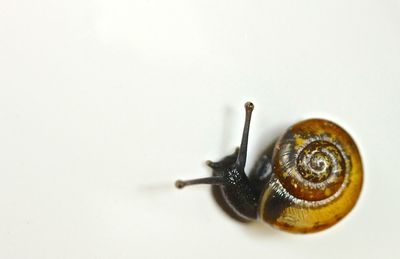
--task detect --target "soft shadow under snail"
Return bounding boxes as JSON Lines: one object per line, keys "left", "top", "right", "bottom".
{"left": 175, "top": 102, "right": 363, "bottom": 233}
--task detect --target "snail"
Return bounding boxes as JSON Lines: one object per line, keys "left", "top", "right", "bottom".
{"left": 175, "top": 102, "right": 363, "bottom": 233}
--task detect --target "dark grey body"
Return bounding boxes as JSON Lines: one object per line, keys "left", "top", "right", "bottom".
{"left": 175, "top": 102, "right": 273, "bottom": 221}
{"left": 209, "top": 149, "right": 271, "bottom": 220}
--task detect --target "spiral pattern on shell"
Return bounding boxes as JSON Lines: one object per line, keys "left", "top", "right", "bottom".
{"left": 259, "top": 119, "right": 363, "bottom": 233}
{"left": 273, "top": 119, "right": 353, "bottom": 202}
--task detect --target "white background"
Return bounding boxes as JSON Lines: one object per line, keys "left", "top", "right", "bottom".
{"left": 1, "top": 1, "right": 399, "bottom": 258}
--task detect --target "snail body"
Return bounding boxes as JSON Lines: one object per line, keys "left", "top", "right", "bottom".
{"left": 176, "top": 102, "right": 363, "bottom": 233}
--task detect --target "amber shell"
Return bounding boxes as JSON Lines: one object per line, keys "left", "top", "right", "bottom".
{"left": 259, "top": 119, "right": 363, "bottom": 233}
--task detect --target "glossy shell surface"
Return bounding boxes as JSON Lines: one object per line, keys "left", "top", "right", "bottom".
{"left": 259, "top": 119, "right": 363, "bottom": 233}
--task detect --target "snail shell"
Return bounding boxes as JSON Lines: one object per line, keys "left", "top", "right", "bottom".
{"left": 259, "top": 119, "right": 363, "bottom": 233}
